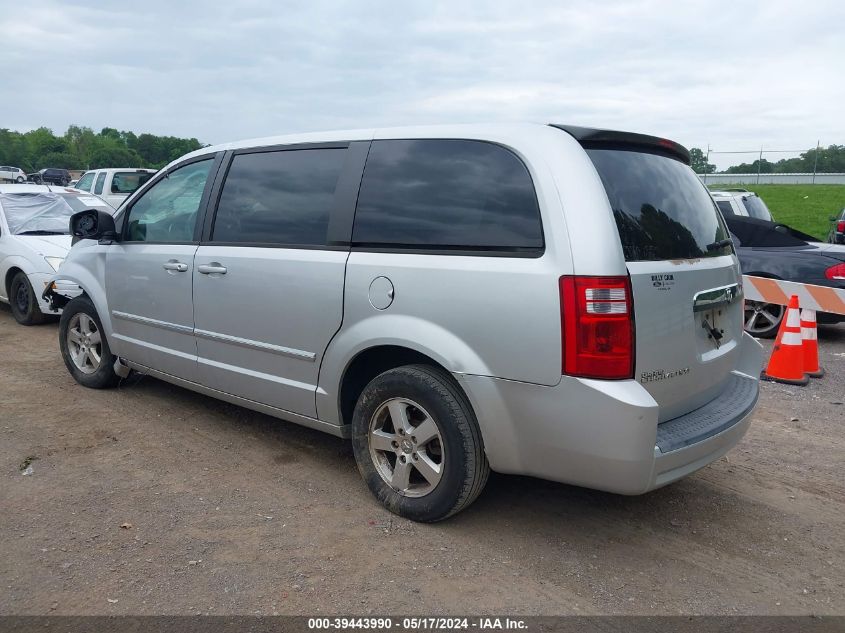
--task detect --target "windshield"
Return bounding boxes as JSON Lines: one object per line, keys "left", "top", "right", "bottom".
{"left": 111, "top": 171, "right": 155, "bottom": 194}
{"left": 742, "top": 195, "right": 774, "bottom": 221}
{"left": 0, "top": 193, "right": 112, "bottom": 234}
{"left": 587, "top": 149, "right": 733, "bottom": 261}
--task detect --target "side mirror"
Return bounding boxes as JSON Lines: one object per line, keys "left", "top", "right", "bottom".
{"left": 830, "top": 216, "right": 838, "bottom": 222}
{"left": 70, "top": 209, "right": 118, "bottom": 245}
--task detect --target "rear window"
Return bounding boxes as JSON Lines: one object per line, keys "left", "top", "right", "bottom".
{"left": 353, "top": 139, "right": 543, "bottom": 251}
{"left": 586, "top": 149, "right": 732, "bottom": 261}
{"left": 111, "top": 171, "right": 154, "bottom": 194}
{"left": 741, "top": 195, "right": 773, "bottom": 221}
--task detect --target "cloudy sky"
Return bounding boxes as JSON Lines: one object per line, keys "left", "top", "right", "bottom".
{"left": 2, "top": 0, "right": 842, "bottom": 168}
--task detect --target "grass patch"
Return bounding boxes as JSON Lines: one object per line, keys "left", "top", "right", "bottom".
{"left": 708, "top": 184, "right": 845, "bottom": 240}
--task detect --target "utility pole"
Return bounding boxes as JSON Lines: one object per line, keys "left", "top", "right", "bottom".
{"left": 812, "top": 140, "right": 820, "bottom": 184}
{"left": 704, "top": 144, "right": 711, "bottom": 184}
{"left": 756, "top": 145, "right": 763, "bottom": 185}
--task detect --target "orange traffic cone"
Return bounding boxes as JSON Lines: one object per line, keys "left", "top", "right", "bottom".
{"left": 763, "top": 295, "right": 808, "bottom": 386}
{"left": 801, "top": 308, "right": 824, "bottom": 378}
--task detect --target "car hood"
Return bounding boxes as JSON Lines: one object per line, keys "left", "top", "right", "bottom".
{"left": 16, "top": 234, "right": 73, "bottom": 257}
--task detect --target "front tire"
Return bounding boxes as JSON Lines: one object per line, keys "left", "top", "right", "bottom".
{"left": 9, "top": 272, "right": 46, "bottom": 325}
{"left": 59, "top": 296, "right": 121, "bottom": 388}
{"left": 16, "top": 176, "right": 24, "bottom": 183}
{"left": 351, "top": 364, "right": 489, "bottom": 522}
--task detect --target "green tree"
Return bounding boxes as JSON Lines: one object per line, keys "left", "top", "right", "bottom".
{"left": 725, "top": 159, "right": 775, "bottom": 174}
{"left": 0, "top": 125, "right": 209, "bottom": 172}
{"left": 89, "top": 146, "right": 145, "bottom": 168}
{"left": 37, "top": 151, "right": 83, "bottom": 170}
{"left": 689, "top": 147, "right": 716, "bottom": 174}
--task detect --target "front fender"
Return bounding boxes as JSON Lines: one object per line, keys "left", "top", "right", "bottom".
{"left": 45, "top": 241, "right": 112, "bottom": 335}
{"left": 1, "top": 254, "right": 38, "bottom": 292}
{"left": 316, "top": 313, "right": 493, "bottom": 426}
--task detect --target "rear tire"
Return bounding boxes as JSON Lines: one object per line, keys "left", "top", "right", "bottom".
{"left": 9, "top": 272, "right": 46, "bottom": 325}
{"left": 351, "top": 364, "right": 489, "bottom": 522}
{"left": 59, "top": 296, "right": 121, "bottom": 389}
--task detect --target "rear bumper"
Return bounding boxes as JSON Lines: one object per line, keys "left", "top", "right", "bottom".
{"left": 457, "top": 332, "right": 764, "bottom": 495}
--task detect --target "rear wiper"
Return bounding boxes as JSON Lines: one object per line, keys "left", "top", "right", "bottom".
{"left": 17, "top": 230, "right": 67, "bottom": 236}
{"left": 706, "top": 238, "right": 733, "bottom": 252}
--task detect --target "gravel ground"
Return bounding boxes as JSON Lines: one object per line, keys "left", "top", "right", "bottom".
{"left": 0, "top": 303, "right": 843, "bottom": 616}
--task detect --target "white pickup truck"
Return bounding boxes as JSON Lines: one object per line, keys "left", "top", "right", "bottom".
{"left": 72, "top": 168, "right": 156, "bottom": 209}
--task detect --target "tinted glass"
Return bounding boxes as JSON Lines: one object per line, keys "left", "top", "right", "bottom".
{"left": 1, "top": 192, "right": 112, "bottom": 234}
{"left": 125, "top": 159, "right": 212, "bottom": 242}
{"left": 111, "top": 171, "right": 154, "bottom": 194}
{"left": 741, "top": 195, "right": 773, "bottom": 221}
{"left": 353, "top": 139, "right": 542, "bottom": 250}
{"left": 586, "top": 149, "right": 732, "bottom": 261}
{"left": 212, "top": 149, "right": 345, "bottom": 246}
{"left": 75, "top": 172, "right": 95, "bottom": 192}
{"left": 94, "top": 172, "right": 106, "bottom": 194}
{"left": 716, "top": 200, "right": 735, "bottom": 216}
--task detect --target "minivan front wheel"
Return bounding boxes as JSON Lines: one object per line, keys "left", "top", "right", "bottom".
{"left": 351, "top": 364, "right": 489, "bottom": 522}
{"left": 59, "top": 296, "right": 121, "bottom": 389}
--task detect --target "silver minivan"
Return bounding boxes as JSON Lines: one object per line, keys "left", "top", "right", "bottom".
{"left": 46, "top": 124, "right": 764, "bottom": 522}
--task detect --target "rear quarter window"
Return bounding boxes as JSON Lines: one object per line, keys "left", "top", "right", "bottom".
{"left": 741, "top": 195, "right": 773, "bottom": 221}
{"left": 716, "top": 200, "right": 735, "bottom": 216}
{"left": 352, "top": 139, "right": 543, "bottom": 251}
{"left": 586, "top": 149, "right": 732, "bottom": 261}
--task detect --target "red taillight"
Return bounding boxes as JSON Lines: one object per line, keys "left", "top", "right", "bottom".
{"left": 837, "top": 220, "right": 845, "bottom": 233}
{"left": 825, "top": 263, "right": 845, "bottom": 281}
{"left": 560, "top": 275, "right": 635, "bottom": 380}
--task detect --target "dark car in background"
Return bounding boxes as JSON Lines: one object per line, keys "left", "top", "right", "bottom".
{"left": 727, "top": 215, "right": 845, "bottom": 337}
{"left": 27, "top": 168, "right": 71, "bottom": 186}
{"left": 829, "top": 208, "right": 845, "bottom": 245}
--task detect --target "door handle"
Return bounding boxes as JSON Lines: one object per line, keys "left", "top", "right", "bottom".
{"left": 162, "top": 261, "right": 188, "bottom": 272}
{"left": 197, "top": 263, "right": 228, "bottom": 275}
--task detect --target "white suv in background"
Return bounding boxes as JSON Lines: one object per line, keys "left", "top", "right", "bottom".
{"left": 73, "top": 168, "right": 156, "bottom": 209}
{"left": 0, "top": 166, "right": 27, "bottom": 183}
{"left": 711, "top": 189, "right": 774, "bottom": 221}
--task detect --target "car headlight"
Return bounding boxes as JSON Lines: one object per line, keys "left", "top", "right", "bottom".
{"left": 44, "top": 256, "right": 65, "bottom": 272}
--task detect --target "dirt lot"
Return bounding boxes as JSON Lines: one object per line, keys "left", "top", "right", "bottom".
{"left": 0, "top": 303, "right": 843, "bottom": 616}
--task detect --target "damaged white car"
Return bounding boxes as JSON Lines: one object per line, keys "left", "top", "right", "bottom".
{"left": 0, "top": 185, "right": 113, "bottom": 324}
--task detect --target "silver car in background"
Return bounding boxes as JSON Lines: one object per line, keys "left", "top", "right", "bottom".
{"left": 46, "top": 123, "right": 764, "bottom": 521}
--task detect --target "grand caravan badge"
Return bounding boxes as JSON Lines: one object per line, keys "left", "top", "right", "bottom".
{"left": 640, "top": 367, "right": 690, "bottom": 383}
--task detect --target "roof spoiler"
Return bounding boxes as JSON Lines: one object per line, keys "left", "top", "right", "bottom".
{"left": 549, "top": 124, "right": 691, "bottom": 165}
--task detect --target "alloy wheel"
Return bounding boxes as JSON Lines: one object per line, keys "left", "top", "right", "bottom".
{"left": 368, "top": 398, "right": 445, "bottom": 498}
{"left": 744, "top": 300, "right": 785, "bottom": 335}
{"left": 66, "top": 313, "right": 103, "bottom": 374}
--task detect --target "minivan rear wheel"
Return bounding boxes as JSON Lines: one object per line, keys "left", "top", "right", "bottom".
{"left": 59, "top": 296, "right": 121, "bottom": 389}
{"left": 351, "top": 364, "right": 489, "bottom": 522}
